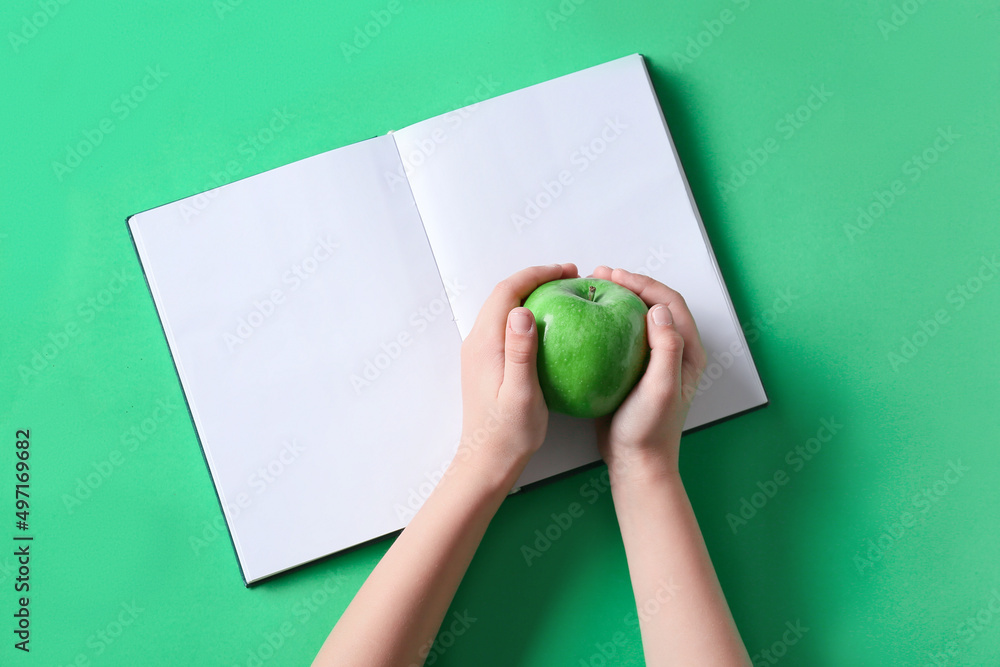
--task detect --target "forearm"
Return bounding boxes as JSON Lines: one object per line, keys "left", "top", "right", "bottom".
{"left": 313, "top": 452, "right": 523, "bottom": 667}
{"left": 610, "top": 462, "right": 751, "bottom": 667}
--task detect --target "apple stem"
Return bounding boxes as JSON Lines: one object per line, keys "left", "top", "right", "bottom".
{"left": 588, "top": 285, "right": 596, "bottom": 302}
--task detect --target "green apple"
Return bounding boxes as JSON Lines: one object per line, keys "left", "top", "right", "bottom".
{"left": 523, "top": 278, "right": 650, "bottom": 418}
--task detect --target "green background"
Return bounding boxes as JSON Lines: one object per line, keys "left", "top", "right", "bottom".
{"left": 3, "top": 0, "right": 999, "bottom": 664}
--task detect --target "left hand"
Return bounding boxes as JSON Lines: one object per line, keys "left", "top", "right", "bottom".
{"left": 454, "top": 263, "right": 579, "bottom": 482}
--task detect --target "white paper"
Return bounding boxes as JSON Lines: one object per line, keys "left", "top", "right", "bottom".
{"left": 129, "top": 136, "right": 462, "bottom": 583}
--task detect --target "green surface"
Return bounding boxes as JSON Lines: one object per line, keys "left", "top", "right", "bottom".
{"left": 3, "top": 0, "right": 999, "bottom": 664}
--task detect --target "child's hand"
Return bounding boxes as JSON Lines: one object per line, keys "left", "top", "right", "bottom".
{"left": 591, "top": 266, "right": 707, "bottom": 481}
{"left": 455, "top": 263, "right": 579, "bottom": 484}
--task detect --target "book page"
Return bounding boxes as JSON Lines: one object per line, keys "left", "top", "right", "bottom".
{"left": 393, "top": 55, "right": 766, "bottom": 486}
{"left": 128, "top": 136, "right": 462, "bottom": 583}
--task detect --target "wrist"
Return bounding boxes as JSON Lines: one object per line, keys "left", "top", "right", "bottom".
{"left": 606, "top": 445, "right": 681, "bottom": 488}
{"left": 450, "top": 436, "right": 530, "bottom": 495}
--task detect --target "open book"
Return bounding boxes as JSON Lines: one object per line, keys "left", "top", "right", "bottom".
{"left": 128, "top": 54, "right": 767, "bottom": 585}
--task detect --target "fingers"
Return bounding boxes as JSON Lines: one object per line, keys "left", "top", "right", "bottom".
{"left": 471, "top": 262, "right": 578, "bottom": 350}
{"left": 500, "top": 307, "right": 539, "bottom": 401}
{"left": 490, "top": 262, "right": 578, "bottom": 313}
{"left": 604, "top": 267, "right": 696, "bottom": 335}
{"left": 591, "top": 265, "right": 614, "bottom": 281}
{"left": 636, "top": 304, "right": 686, "bottom": 406}
{"left": 592, "top": 265, "right": 706, "bottom": 376}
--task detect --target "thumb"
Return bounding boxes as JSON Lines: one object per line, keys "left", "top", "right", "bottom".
{"left": 634, "top": 304, "right": 685, "bottom": 407}
{"left": 502, "top": 307, "right": 540, "bottom": 396}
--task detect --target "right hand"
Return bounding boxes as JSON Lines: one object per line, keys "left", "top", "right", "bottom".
{"left": 591, "top": 266, "right": 708, "bottom": 481}
{"left": 455, "top": 263, "right": 579, "bottom": 486}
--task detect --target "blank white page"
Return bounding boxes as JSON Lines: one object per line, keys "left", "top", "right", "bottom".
{"left": 129, "top": 136, "right": 462, "bottom": 583}
{"left": 394, "top": 55, "right": 767, "bottom": 486}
